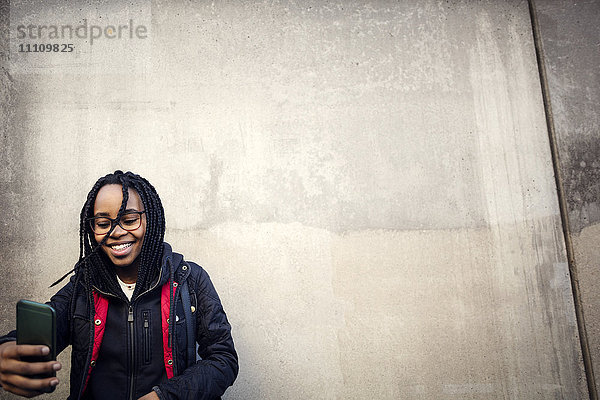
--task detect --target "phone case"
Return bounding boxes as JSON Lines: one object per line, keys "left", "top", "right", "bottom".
{"left": 16, "top": 299, "right": 57, "bottom": 387}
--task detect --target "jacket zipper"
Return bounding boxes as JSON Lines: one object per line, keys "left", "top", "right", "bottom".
{"left": 89, "top": 288, "right": 137, "bottom": 399}
{"left": 125, "top": 268, "right": 163, "bottom": 400}
{"left": 143, "top": 311, "right": 150, "bottom": 364}
{"left": 86, "top": 269, "right": 165, "bottom": 400}
{"left": 128, "top": 305, "right": 135, "bottom": 400}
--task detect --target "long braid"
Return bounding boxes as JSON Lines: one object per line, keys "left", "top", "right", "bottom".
{"left": 66, "top": 179, "right": 107, "bottom": 333}
{"left": 128, "top": 176, "right": 165, "bottom": 294}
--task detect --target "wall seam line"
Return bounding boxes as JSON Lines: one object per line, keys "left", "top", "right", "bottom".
{"left": 527, "top": 1, "right": 598, "bottom": 399}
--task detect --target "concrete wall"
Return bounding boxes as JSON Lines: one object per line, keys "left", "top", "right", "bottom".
{"left": 535, "top": 0, "right": 600, "bottom": 396}
{"left": 0, "top": 1, "right": 589, "bottom": 399}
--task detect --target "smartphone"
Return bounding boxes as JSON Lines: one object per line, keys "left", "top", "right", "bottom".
{"left": 16, "top": 300, "right": 57, "bottom": 387}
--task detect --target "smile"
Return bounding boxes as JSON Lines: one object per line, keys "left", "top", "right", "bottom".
{"left": 106, "top": 242, "right": 135, "bottom": 257}
{"left": 110, "top": 243, "right": 133, "bottom": 251}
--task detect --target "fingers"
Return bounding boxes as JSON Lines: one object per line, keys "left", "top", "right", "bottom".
{"left": 0, "top": 372, "right": 59, "bottom": 397}
{"left": 4, "top": 344, "right": 50, "bottom": 359}
{"left": 0, "top": 380, "right": 45, "bottom": 398}
{"left": 1, "top": 378, "right": 58, "bottom": 397}
{"left": 10, "top": 359, "right": 61, "bottom": 377}
{"left": 1, "top": 345, "right": 60, "bottom": 376}
{"left": 4, "top": 373, "right": 59, "bottom": 392}
{"left": 0, "top": 343, "right": 61, "bottom": 397}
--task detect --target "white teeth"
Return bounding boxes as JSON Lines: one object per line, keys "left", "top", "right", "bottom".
{"left": 111, "top": 243, "right": 132, "bottom": 251}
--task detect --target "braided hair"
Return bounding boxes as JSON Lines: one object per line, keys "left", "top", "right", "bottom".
{"left": 52, "top": 171, "right": 165, "bottom": 327}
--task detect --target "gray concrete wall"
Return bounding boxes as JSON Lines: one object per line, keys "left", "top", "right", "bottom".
{"left": 535, "top": 0, "right": 600, "bottom": 396}
{"left": 0, "top": 1, "right": 589, "bottom": 399}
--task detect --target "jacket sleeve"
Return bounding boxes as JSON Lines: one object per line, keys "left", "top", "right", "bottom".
{"left": 0, "top": 330, "right": 16, "bottom": 345}
{"left": 0, "top": 277, "right": 74, "bottom": 354}
{"left": 154, "top": 267, "right": 239, "bottom": 400}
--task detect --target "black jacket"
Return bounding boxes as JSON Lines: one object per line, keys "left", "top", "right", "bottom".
{"left": 0, "top": 243, "right": 238, "bottom": 399}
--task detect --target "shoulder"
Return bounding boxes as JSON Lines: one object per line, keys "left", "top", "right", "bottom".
{"left": 164, "top": 243, "right": 221, "bottom": 299}
{"left": 182, "top": 260, "right": 210, "bottom": 287}
{"left": 181, "top": 260, "right": 222, "bottom": 302}
{"left": 183, "top": 260, "right": 205, "bottom": 277}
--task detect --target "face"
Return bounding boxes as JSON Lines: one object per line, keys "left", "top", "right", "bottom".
{"left": 92, "top": 184, "right": 146, "bottom": 269}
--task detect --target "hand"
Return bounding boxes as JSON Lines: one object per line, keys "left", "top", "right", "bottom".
{"left": 138, "top": 390, "right": 160, "bottom": 400}
{"left": 0, "top": 341, "right": 61, "bottom": 398}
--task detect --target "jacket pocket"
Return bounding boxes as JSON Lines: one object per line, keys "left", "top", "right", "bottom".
{"left": 142, "top": 310, "right": 151, "bottom": 365}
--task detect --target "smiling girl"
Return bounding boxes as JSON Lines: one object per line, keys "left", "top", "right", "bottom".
{"left": 0, "top": 170, "right": 238, "bottom": 399}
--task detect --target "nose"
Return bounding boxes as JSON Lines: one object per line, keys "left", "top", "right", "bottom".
{"left": 109, "top": 221, "right": 128, "bottom": 237}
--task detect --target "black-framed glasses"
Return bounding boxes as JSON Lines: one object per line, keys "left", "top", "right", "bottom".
{"left": 87, "top": 211, "right": 145, "bottom": 235}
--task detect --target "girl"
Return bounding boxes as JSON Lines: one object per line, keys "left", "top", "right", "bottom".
{"left": 0, "top": 171, "right": 238, "bottom": 399}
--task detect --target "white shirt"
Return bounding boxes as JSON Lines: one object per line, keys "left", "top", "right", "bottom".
{"left": 116, "top": 275, "right": 136, "bottom": 301}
